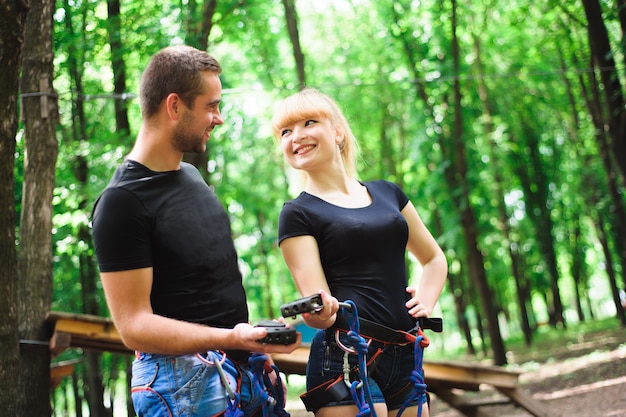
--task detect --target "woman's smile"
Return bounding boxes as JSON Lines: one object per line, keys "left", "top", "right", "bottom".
{"left": 295, "top": 144, "right": 316, "bottom": 155}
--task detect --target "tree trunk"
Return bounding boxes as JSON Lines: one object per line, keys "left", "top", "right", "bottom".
{"left": 183, "top": 0, "right": 218, "bottom": 181}
{"left": 390, "top": 0, "right": 507, "bottom": 364}
{"left": 472, "top": 33, "right": 533, "bottom": 346}
{"left": 571, "top": 219, "right": 586, "bottom": 322}
{"left": 595, "top": 212, "right": 626, "bottom": 325}
{"left": 447, "top": 272, "right": 476, "bottom": 356}
{"left": 556, "top": 44, "right": 598, "bottom": 325}
{"left": 582, "top": 0, "right": 626, "bottom": 185}
{"left": 62, "top": 0, "right": 86, "bottom": 143}
{"left": 449, "top": 0, "right": 507, "bottom": 365}
{"left": 17, "top": 0, "right": 58, "bottom": 415}
{"left": 513, "top": 122, "right": 566, "bottom": 329}
{"left": 432, "top": 211, "right": 475, "bottom": 356}
{"left": 83, "top": 352, "right": 112, "bottom": 417}
{"left": 107, "top": 0, "right": 130, "bottom": 136}
{"left": 72, "top": 373, "right": 84, "bottom": 417}
{"left": 0, "top": 1, "right": 29, "bottom": 415}
{"left": 580, "top": 52, "right": 626, "bottom": 315}
{"left": 281, "top": 0, "right": 306, "bottom": 89}
{"left": 126, "top": 359, "right": 134, "bottom": 417}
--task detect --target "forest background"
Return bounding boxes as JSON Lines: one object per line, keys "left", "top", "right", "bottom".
{"left": 1, "top": 0, "right": 625, "bottom": 416}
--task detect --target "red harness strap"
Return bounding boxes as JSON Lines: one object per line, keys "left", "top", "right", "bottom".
{"left": 300, "top": 317, "right": 442, "bottom": 413}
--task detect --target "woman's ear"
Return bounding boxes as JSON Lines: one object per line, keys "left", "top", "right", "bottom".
{"left": 334, "top": 128, "right": 344, "bottom": 144}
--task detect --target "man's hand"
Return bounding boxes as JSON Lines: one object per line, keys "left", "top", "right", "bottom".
{"left": 233, "top": 322, "right": 302, "bottom": 353}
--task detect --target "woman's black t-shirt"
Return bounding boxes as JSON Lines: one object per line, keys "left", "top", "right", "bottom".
{"left": 92, "top": 160, "right": 248, "bottom": 328}
{"left": 278, "top": 180, "right": 414, "bottom": 331}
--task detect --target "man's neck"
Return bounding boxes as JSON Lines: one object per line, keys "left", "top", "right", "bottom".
{"left": 128, "top": 127, "right": 182, "bottom": 172}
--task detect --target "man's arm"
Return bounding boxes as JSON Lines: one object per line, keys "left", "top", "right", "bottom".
{"left": 100, "top": 267, "right": 301, "bottom": 355}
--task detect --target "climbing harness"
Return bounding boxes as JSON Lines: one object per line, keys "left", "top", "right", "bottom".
{"left": 298, "top": 299, "right": 441, "bottom": 417}
{"left": 197, "top": 350, "right": 290, "bottom": 417}
{"left": 248, "top": 353, "right": 290, "bottom": 417}
{"left": 342, "top": 300, "right": 377, "bottom": 417}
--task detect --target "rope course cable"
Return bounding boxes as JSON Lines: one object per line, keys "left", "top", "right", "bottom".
{"left": 30, "top": 65, "right": 618, "bottom": 102}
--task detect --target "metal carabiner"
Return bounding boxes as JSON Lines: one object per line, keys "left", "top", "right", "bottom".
{"left": 196, "top": 351, "right": 236, "bottom": 400}
{"left": 342, "top": 351, "right": 363, "bottom": 389}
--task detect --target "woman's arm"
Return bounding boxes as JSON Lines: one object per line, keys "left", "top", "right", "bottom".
{"left": 279, "top": 235, "right": 340, "bottom": 328}
{"left": 401, "top": 201, "right": 448, "bottom": 317}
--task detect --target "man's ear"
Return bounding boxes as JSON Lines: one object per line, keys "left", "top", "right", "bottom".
{"left": 165, "top": 93, "right": 181, "bottom": 120}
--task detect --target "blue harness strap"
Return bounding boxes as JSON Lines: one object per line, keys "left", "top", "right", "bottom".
{"left": 248, "top": 353, "right": 291, "bottom": 417}
{"left": 204, "top": 351, "right": 290, "bottom": 417}
{"left": 395, "top": 331, "right": 428, "bottom": 417}
{"left": 343, "top": 300, "right": 378, "bottom": 417}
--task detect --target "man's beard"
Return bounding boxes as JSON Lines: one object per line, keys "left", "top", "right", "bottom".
{"left": 172, "top": 113, "right": 206, "bottom": 153}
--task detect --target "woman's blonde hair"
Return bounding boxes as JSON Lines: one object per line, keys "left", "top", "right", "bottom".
{"left": 272, "top": 88, "right": 359, "bottom": 178}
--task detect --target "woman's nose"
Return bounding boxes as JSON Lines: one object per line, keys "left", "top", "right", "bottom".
{"left": 292, "top": 126, "right": 304, "bottom": 142}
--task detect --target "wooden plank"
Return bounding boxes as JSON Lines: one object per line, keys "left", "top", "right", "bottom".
{"left": 48, "top": 311, "right": 118, "bottom": 325}
{"left": 424, "top": 360, "right": 520, "bottom": 389}
{"left": 431, "top": 388, "right": 495, "bottom": 417}
{"left": 50, "top": 359, "right": 81, "bottom": 390}
{"left": 271, "top": 347, "right": 520, "bottom": 390}
{"left": 48, "top": 311, "right": 131, "bottom": 354}
{"left": 51, "top": 360, "right": 78, "bottom": 379}
{"left": 46, "top": 312, "right": 521, "bottom": 392}
{"left": 271, "top": 345, "right": 310, "bottom": 375}
{"left": 50, "top": 331, "right": 72, "bottom": 357}
{"left": 428, "top": 379, "right": 481, "bottom": 392}
{"left": 497, "top": 386, "right": 552, "bottom": 417}
{"left": 271, "top": 346, "right": 307, "bottom": 371}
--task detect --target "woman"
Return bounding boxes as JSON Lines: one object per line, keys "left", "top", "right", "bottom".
{"left": 272, "top": 88, "right": 448, "bottom": 417}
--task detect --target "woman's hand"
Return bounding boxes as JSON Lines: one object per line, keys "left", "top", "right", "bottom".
{"left": 303, "top": 290, "right": 339, "bottom": 328}
{"left": 405, "top": 286, "right": 431, "bottom": 318}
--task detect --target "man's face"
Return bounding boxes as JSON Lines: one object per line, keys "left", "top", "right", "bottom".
{"left": 171, "top": 72, "right": 224, "bottom": 154}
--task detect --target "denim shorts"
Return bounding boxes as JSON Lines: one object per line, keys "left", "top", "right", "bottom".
{"left": 305, "top": 329, "right": 423, "bottom": 411}
{"left": 130, "top": 351, "right": 279, "bottom": 417}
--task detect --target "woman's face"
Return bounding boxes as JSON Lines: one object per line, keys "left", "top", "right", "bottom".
{"left": 278, "top": 116, "right": 341, "bottom": 171}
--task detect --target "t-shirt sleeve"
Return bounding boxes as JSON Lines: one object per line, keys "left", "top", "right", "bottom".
{"left": 278, "top": 201, "right": 312, "bottom": 245}
{"left": 91, "top": 187, "right": 153, "bottom": 272}
{"left": 381, "top": 180, "right": 410, "bottom": 211}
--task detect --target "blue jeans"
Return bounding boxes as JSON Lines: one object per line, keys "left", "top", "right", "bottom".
{"left": 131, "top": 351, "right": 280, "bottom": 417}
{"left": 306, "top": 329, "right": 422, "bottom": 411}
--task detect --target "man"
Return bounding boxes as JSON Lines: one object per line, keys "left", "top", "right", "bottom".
{"left": 92, "top": 45, "right": 300, "bottom": 417}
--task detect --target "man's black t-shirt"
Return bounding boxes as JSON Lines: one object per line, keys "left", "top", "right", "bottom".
{"left": 92, "top": 160, "right": 248, "bottom": 328}
{"left": 278, "top": 180, "right": 414, "bottom": 332}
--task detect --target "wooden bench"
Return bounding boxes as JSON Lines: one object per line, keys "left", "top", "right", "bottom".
{"left": 273, "top": 346, "right": 552, "bottom": 417}
{"left": 47, "top": 312, "right": 552, "bottom": 417}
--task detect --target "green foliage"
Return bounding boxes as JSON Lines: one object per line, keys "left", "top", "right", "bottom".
{"left": 41, "top": 0, "right": 624, "bottom": 371}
